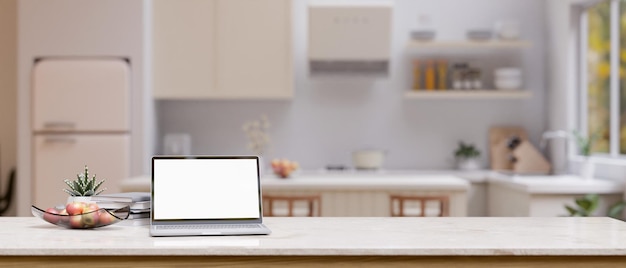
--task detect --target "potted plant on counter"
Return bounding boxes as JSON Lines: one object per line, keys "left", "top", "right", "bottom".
{"left": 454, "top": 141, "right": 481, "bottom": 170}
{"left": 63, "top": 165, "right": 106, "bottom": 204}
{"left": 573, "top": 130, "right": 598, "bottom": 180}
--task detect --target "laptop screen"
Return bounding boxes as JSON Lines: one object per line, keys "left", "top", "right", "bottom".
{"left": 152, "top": 156, "right": 262, "bottom": 221}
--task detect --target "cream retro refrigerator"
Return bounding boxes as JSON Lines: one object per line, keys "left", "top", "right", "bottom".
{"left": 31, "top": 58, "right": 131, "bottom": 208}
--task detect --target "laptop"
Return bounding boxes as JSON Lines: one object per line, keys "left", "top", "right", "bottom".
{"left": 150, "top": 156, "right": 271, "bottom": 236}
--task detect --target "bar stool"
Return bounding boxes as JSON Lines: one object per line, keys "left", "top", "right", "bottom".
{"left": 389, "top": 195, "right": 449, "bottom": 217}
{"left": 262, "top": 194, "right": 322, "bottom": 217}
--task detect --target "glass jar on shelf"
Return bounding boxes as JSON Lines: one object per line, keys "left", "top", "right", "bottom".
{"left": 451, "top": 63, "right": 468, "bottom": 90}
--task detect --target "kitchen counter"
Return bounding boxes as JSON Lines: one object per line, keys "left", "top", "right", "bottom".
{"left": 260, "top": 172, "right": 470, "bottom": 216}
{"left": 119, "top": 170, "right": 477, "bottom": 192}
{"left": 121, "top": 171, "right": 470, "bottom": 217}
{"left": 2, "top": 217, "right": 626, "bottom": 266}
{"left": 261, "top": 171, "right": 470, "bottom": 191}
{"left": 488, "top": 174, "right": 625, "bottom": 217}
{"left": 488, "top": 173, "right": 624, "bottom": 194}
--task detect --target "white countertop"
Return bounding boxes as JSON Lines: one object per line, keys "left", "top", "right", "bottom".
{"left": 2, "top": 217, "right": 626, "bottom": 256}
{"left": 120, "top": 170, "right": 476, "bottom": 192}
{"left": 261, "top": 171, "right": 470, "bottom": 191}
{"left": 488, "top": 173, "right": 625, "bottom": 194}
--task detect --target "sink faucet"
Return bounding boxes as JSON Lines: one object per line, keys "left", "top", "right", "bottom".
{"left": 540, "top": 130, "right": 571, "bottom": 174}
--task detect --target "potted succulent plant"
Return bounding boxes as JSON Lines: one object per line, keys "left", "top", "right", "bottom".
{"left": 63, "top": 165, "right": 106, "bottom": 204}
{"left": 454, "top": 141, "right": 481, "bottom": 170}
{"left": 573, "top": 130, "right": 598, "bottom": 180}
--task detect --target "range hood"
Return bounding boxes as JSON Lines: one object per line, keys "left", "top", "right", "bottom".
{"left": 308, "top": 3, "right": 393, "bottom": 77}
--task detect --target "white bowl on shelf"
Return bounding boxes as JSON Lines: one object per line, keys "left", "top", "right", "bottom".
{"left": 495, "top": 78, "right": 522, "bottom": 90}
{"left": 494, "top": 68, "right": 522, "bottom": 78}
{"left": 494, "top": 68, "right": 522, "bottom": 90}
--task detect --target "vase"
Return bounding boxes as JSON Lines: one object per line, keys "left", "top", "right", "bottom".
{"left": 66, "top": 196, "right": 94, "bottom": 204}
{"left": 579, "top": 157, "right": 595, "bottom": 180}
{"left": 456, "top": 158, "right": 481, "bottom": 170}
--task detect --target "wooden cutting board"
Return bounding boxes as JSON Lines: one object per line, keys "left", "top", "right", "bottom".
{"left": 511, "top": 141, "right": 551, "bottom": 174}
{"left": 489, "top": 126, "right": 551, "bottom": 173}
{"left": 489, "top": 126, "right": 528, "bottom": 171}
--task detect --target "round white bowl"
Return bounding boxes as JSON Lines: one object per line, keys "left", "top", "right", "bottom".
{"left": 494, "top": 68, "right": 522, "bottom": 78}
{"left": 495, "top": 78, "right": 522, "bottom": 90}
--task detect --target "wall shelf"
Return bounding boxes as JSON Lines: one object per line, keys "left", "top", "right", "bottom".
{"left": 406, "top": 40, "right": 531, "bottom": 49}
{"left": 404, "top": 90, "right": 532, "bottom": 100}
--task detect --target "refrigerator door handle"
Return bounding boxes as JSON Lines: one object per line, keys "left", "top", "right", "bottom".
{"left": 43, "top": 137, "right": 77, "bottom": 144}
{"left": 43, "top": 121, "right": 76, "bottom": 130}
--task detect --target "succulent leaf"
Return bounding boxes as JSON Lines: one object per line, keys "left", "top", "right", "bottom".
{"left": 94, "top": 180, "right": 104, "bottom": 192}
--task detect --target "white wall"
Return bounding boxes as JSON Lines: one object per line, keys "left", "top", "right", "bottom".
{"left": 157, "top": 0, "right": 547, "bottom": 170}
{"left": 0, "top": 0, "right": 17, "bottom": 216}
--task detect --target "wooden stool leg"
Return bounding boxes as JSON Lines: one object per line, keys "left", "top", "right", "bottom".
{"left": 420, "top": 199, "right": 426, "bottom": 217}
{"left": 288, "top": 200, "right": 294, "bottom": 217}
{"left": 268, "top": 198, "right": 274, "bottom": 216}
{"left": 316, "top": 198, "right": 321, "bottom": 217}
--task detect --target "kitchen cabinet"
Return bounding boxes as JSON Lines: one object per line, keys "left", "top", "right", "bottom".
{"left": 260, "top": 173, "right": 469, "bottom": 217}
{"left": 152, "top": 0, "right": 215, "bottom": 99}
{"left": 152, "top": 0, "right": 293, "bottom": 99}
{"left": 487, "top": 174, "right": 624, "bottom": 216}
{"left": 405, "top": 40, "right": 531, "bottom": 100}
{"left": 118, "top": 172, "right": 469, "bottom": 217}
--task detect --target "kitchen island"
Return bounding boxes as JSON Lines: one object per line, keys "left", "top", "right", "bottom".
{"left": 2, "top": 217, "right": 626, "bottom": 267}
{"left": 488, "top": 174, "right": 625, "bottom": 216}
{"left": 120, "top": 171, "right": 470, "bottom": 216}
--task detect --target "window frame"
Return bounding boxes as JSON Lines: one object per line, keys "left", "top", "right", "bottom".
{"left": 578, "top": 0, "right": 624, "bottom": 159}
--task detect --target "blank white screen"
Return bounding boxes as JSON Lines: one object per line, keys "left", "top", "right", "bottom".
{"left": 153, "top": 158, "right": 260, "bottom": 220}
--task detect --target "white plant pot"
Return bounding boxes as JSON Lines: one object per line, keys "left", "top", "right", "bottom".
{"left": 579, "top": 157, "right": 595, "bottom": 180}
{"left": 456, "top": 158, "right": 481, "bottom": 170}
{"left": 66, "top": 196, "right": 94, "bottom": 205}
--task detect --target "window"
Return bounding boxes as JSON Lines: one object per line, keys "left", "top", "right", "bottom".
{"left": 581, "top": 0, "right": 626, "bottom": 156}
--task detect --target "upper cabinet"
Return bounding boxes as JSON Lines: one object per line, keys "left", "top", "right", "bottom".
{"left": 152, "top": 0, "right": 216, "bottom": 99}
{"left": 152, "top": 0, "right": 293, "bottom": 99}
{"left": 214, "top": 0, "right": 292, "bottom": 99}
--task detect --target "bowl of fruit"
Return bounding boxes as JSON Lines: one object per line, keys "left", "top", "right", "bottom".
{"left": 32, "top": 203, "right": 129, "bottom": 229}
{"left": 270, "top": 158, "right": 299, "bottom": 179}
{"left": 31, "top": 165, "right": 129, "bottom": 229}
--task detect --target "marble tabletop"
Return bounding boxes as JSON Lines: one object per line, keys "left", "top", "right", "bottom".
{"left": 2, "top": 217, "right": 626, "bottom": 256}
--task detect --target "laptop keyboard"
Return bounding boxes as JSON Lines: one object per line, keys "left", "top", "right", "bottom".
{"left": 156, "top": 224, "right": 263, "bottom": 230}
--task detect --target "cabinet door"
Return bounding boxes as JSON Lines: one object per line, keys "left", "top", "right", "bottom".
{"left": 32, "top": 59, "right": 130, "bottom": 132}
{"left": 152, "top": 0, "right": 215, "bottom": 99}
{"left": 214, "top": 0, "right": 292, "bottom": 99}
{"left": 32, "top": 135, "right": 130, "bottom": 209}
